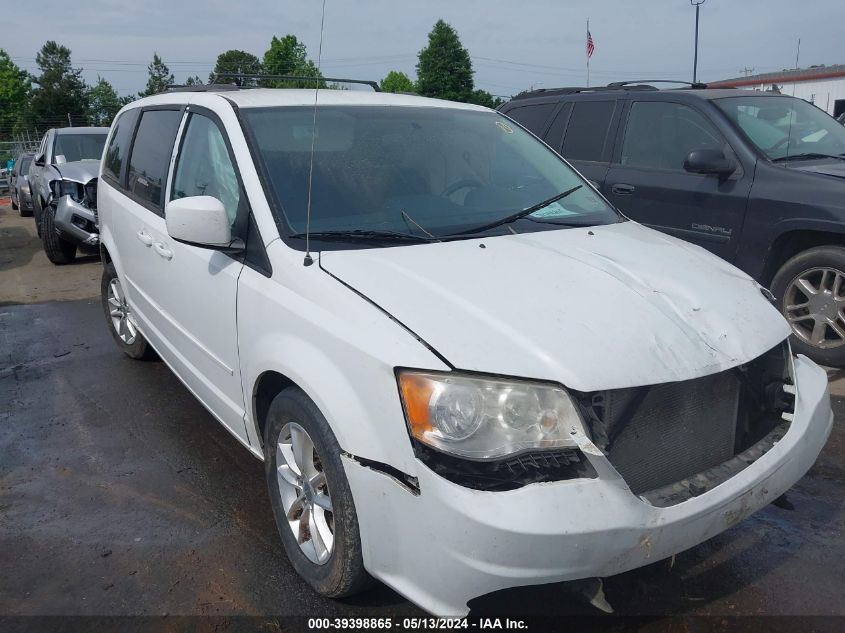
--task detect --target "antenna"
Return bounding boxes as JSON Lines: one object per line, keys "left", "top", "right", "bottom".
{"left": 303, "top": 0, "right": 327, "bottom": 267}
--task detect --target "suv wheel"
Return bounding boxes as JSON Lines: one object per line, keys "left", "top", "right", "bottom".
{"left": 264, "top": 388, "right": 370, "bottom": 598}
{"left": 101, "top": 263, "right": 155, "bottom": 359}
{"left": 771, "top": 245, "right": 845, "bottom": 367}
{"left": 41, "top": 203, "right": 77, "bottom": 264}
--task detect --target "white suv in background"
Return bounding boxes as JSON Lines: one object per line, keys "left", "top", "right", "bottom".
{"left": 98, "top": 86, "right": 832, "bottom": 615}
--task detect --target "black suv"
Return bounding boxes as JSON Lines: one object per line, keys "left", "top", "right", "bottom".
{"left": 500, "top": 83, "right": 845, "bottom": 366}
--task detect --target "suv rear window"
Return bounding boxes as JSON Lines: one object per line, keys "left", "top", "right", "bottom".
{"left": 505, "top": 103, "right": 557, "bottom": 135}
{"left": 561, "top": 101, "right": 615, "bottom": 163}
{"left": 103, "top": 109, "right": 140, "bottom": 185}
{"left": 127, "top": 109, "right": 182, "bottom": 211}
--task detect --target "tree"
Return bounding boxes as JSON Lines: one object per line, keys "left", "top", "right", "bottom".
{"left": 416, "top": 20, "right": 473, "bottom": 102}
{"left": 468, "top": 89, "right": 503, "bottom": 109}
{"left": 262, "top": 35, "right": 324, "bottom": 88}
{"left": 380, "top": 70, "right": 415, "bottom": 94}
{"left": 28, "top": 41, "right": 89, "bottom": 127}
{"left": 0, "top": 50, "right": 30, "bottom": 139}
{"left": 87, "top": 77, "right": 124, "bottom": 126}
{"left": 140, "top": 53, "right": 174, "bottom": 97}
{"left": 184, "top": 75, "right": 204, "bottom": 86}
{"left": 211, "top": 50, "right": 262, "bottom": 86}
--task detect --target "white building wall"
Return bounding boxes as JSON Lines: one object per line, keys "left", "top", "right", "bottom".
{"left": 741, "top": 76, "right": 845, "bottom": 115}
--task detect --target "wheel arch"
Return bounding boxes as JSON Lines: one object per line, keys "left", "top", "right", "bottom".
{"left": 764, "top": 228, "right": 845, "bottom": 285}
{"left": 252, "top": 370, "right": 298, "bottom": 448}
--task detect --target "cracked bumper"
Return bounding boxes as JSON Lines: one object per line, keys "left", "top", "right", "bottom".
{"left": 343, "top": 355, "right": 832, "bottom": 615}
{"left": 54, "top": 196, "right": 99, "bottom": 246}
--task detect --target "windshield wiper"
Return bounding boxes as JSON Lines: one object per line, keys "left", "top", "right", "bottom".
{"left": 289, "top": 229, "right": 434, "bottom": 243}
{"left": 453, "top": 185, "right": 583, "bottom": 236}
{"left": 772, "top": 152, "right": 845, "bottom": 163}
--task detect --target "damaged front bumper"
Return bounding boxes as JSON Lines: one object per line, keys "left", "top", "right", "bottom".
{"left": 343, "top": 354, "right": 832, "bottom": 616}
{"left": 54, "top": 195, "right": 99, "bottom": 246}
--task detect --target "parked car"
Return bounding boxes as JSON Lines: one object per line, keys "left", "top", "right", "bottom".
{"left": 499, "top": 84, "right": 845, "bottom": 367}
{"left": 9, "top": 152, "right": 35, "bottom": 216}
{"left": 30, "top": 127, "right": 108, "bottom": 263}
{"left": 98, "top": 87, "right": 832, "bottom": 616}
{"left": 0, "top": 167, "right": 9, "bottom": 194}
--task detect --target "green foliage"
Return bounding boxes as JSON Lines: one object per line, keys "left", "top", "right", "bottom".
{"left": 262, "top": 35, "right": 324, "bottom": 88}
{"left": 28, "top": 41, "right": 89, "bottom": 127}
{"left": 416, "top": 20, "right": 474, "bottom": 102}
{"left": 380, "top": 70, "right": 416, "bottom": 94}
{"left": 140, "top": 53, "right": 174, "bottom": 97}
{"left": 0, "top": 49, "right": 31, "bottom": 138}
{"left": 87, "top": 76, "right": 124, "bottom": 126}
{"left": 211, "top": 50, "right": 262, "bottom": 86}
{"left": 468, "top": 89, "right": 503, "bottom": 109}
{"left": 184, "top": 75, "right": 204, "bottom": 86}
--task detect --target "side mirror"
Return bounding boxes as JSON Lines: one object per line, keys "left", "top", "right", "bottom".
{"left": 34, "top": 154, "right": 45, "bottom": 167}
{"left": 165, "top": 196, "right": 235, "bottom": 249}
{"left": 684, "top": 149, "right": 736, "bottom": 178}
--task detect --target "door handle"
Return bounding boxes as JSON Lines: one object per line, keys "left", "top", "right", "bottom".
{"left": 152, "top": 241, "right": 173, "bottom": 260}
{"left": 612, "top": 183, "right": 636, "bottom": 195}
{"left": 136, "top": 230, "right": 153, "bottom": 246}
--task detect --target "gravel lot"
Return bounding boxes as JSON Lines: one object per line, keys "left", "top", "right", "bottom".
{"left": 1, "top": 199, "right": 843, "bottom": 628}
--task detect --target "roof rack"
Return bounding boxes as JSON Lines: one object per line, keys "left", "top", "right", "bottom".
{"left": 211, "top": 73, "right": 381, "bottom": 91}
{"left": 166, "top": 83, "right": 241, "bottom": 93}
{"left": 606, "top": 79, "right": 708, "bottom": 89}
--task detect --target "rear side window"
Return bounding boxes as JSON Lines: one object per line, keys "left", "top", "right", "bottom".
{"left": 505, "top": 103, "right": 557, "bottom": 135}
{"left": 544, "top": 102, "right": 573, "bottom": 152}
{"left": 103, "top": 109, "right": 140, "bottom": 185}
{"left": 561, "top": 101, "right": 616, "bottom": 162}
{"left": 127, "top": 109, "right": 183, "bottom": 212}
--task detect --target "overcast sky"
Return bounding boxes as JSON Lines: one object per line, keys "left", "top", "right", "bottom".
{"left": 4, "top": 0, "right": 842, "bottom": 97}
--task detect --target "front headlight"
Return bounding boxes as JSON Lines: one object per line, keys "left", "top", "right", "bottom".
{"left": 397, "top": 370, "right": 585, "bottom": 459}
{"left": 50, "top": 179, "right": 83, "bottom": 202}
{"left": 20, "top": 181, "right": 30, "bottom": 194}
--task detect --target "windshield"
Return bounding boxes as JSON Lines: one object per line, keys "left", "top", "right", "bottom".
{"left": 53, "top": 133, "right": 107, "bottom": 163}
{"left": 715, "top": 95, "right": 845, "bottom": 161}
{"left": 242, "top": 106, "right": 618, "bottom": 243}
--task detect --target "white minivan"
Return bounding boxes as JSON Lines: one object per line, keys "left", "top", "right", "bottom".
{"left": 98, "top": 86, "right": 833, "bottom": 615}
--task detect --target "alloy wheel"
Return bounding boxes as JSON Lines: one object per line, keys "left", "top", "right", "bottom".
{"left": 276, "top": 422, "right": 334, "bottom": 565}
{"left": 783, "top": 266, "right": 845, "bottom": 349}
{"left": 107, "top": 278, "right": 137, "bottom": 345}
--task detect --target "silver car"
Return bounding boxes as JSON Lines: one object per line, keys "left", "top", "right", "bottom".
{"left": 10, "top": 153, "right": 35, "bottom": 217}
{"left": 30, "top": 127, "right": 108, "bottom": 264}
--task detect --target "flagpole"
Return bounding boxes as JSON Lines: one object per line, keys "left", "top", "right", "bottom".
{"left": 586, "top": 18, "right": 590, "bottom": 87}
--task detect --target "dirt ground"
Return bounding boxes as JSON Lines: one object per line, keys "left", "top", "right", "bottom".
{"left": 1, "top": 199, "right": 843, "bottom": 630}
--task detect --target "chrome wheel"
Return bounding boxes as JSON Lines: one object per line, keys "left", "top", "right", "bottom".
{"left": 107, "top": 278, "right": 137, "bottom": 345}
{"left": 784, "top": 267, "right": 845, "bottom": 349}
{"left": 276, "top": 422, "right": 334, "bottom": 565}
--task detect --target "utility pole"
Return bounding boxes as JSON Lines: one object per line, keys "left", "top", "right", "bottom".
{"left": 691, "top": 0, "right": 706, "bottom": 83}
{"left": 741, "top": 66, "right": 755, "bottom": 77}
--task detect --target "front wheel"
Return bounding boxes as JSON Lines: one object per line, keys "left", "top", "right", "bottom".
{"left": 101, "top": 263, "right": 155, "bottom": 360}
{"left": 771, "top": 245, "right": 845, "bottom": 367}
{"left": 41, "top": 203, "right": 77, "bottom": 264}
{"left": 264, "top": 388, "right": 370, "bottom": 599}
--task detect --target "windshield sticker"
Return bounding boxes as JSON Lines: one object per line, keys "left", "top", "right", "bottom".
{"left": 496, "top": 121, "right": 514, "bottom": 134}
{"left": 531, "top": 201, "right": 579, "bottom": 218}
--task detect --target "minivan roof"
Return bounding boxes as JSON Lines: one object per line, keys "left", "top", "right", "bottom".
{"left": 54, "top": 127, "right": 110, "bottom": 135}
{"left": 129, "top": 88, "right": 490, "bottom": 112}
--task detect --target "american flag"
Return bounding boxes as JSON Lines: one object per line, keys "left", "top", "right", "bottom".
{"left": 586, "top": 29, "right": 595, "bottom": 59}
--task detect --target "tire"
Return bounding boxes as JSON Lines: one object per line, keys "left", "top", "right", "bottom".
{"left": 41, "top": 203, "right": 77, "bottom": 264}
{"left": 19, "top": 200, "right": 32, "bottom": 217}
{"left": 101, "top": 262, "right": 155, "bottom": 360}
{"left": 264, "top": 388, "right": 370, "bottom": 599}
{"left": 771, "top": 245, "right": 845, "bottom": 367}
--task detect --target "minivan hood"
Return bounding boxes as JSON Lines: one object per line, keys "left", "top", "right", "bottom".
{"left": 786, "top": 160, "right": 845, "bottom": 179}
{"left": 55, "top": 160, "right": 99, "bottom": 184}
{"left": 319, "top": 222, "right": 790, "bottom": 391}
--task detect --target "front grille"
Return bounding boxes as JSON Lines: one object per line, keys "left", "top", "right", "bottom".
{"left": 578, "top": 342, "right": 794, "bottom": 500}
{"left": 602, "top": 372, "right": 740, "bottom": 494}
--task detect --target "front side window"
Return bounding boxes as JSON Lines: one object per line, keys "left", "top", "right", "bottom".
{"left": 103, "top": 109, "right": 140, "bottom": 185}
{"left": 19, "top": 157, "right": 32, "bottom": 174}
{"left": 242, "top": 106, "right": 618, "bottom": 246}
{"left": 561, "top": 101, "right": 615, "bottom": 163}
{"left": 171, "top": 113, "right": 240, "bottom": 225}
{"left": 715, "top": 95, "right": 845, "bottom": 161}
{"left": 621, "top": 101, "right": 723, "bottom": 170}
{"left": 127, "top": 109, "right": 183, "bottom": 211}
{"left": 53, "top": 132, "right": 108, "bottom": 163}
